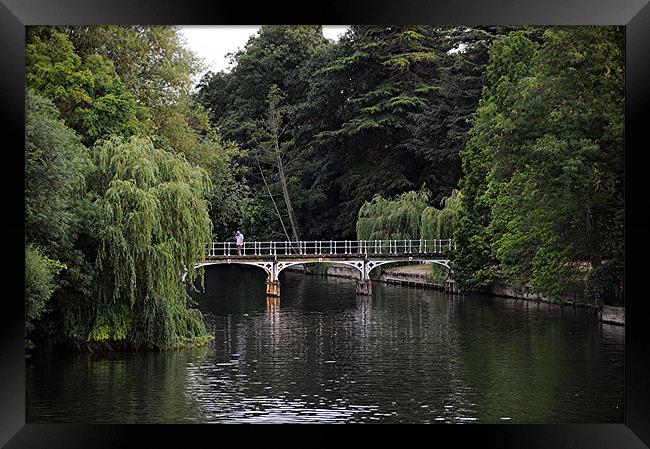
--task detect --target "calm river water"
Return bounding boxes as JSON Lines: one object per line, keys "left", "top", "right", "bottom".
{"left": 26, "top": 266, "right": 624, "bottom": 423}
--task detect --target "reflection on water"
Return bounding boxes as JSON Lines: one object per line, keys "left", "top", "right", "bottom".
{"left": 27, "top": 266, "right": 624, "bottom": 423}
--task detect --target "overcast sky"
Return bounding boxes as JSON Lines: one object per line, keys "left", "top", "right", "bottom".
{"left": 179, "top": 25, "right": 349, "bottom": 82}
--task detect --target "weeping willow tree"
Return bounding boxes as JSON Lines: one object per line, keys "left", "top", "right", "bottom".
{"left": 356, "top": 189, "right": 431, "bottom": 240}
{"left": 356, "top": 188, "right": 461, "bottom": 241}
{"left": 420, "top": 189, "right": 462, "bottom": 240}
{"left": 87, "top": 136, "right": 213, "bottom": 349}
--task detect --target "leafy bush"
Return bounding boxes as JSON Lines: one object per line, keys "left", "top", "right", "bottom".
{"left": 584, "top": 261, "right": 624, "bottom": 307}
{"left": 25, "top": 245, "right": 66, "bottom": 349}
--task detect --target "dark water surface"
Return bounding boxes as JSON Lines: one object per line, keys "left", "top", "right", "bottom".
{"left": 27, "top": 266, "right": 624, "bottom": 423}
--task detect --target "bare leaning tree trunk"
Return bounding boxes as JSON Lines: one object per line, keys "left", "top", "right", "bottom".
{"left": 264, "top": 85, "right": 301, "bottom": 244}
{"left": 257, "top": 161, "right": 293, "bottom": 243}
{"left": 273, "top": 131, "right": 300, "bottom": 243}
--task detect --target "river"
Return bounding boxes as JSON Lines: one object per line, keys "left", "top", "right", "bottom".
{"left": 26, "top": 265, "right": 624, "bottom": 423}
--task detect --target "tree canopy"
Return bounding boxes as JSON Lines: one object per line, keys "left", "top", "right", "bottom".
{"left": 452, "top": 27, "right": 624, "bottom": 300}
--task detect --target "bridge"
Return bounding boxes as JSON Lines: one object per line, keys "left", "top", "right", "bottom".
{"left": 190, "top": 239, "right": 456, "bottom": 297}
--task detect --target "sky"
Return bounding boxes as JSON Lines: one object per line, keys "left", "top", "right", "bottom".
{"left": 179, "top": 25, "right": 349, "bottom": 82}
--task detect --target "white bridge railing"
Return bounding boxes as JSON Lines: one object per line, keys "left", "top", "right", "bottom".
{"left": 205, "top": 239, "right": 456, "bottom": 257}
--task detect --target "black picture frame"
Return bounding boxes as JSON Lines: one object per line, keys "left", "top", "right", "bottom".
{"left": 2, "top": 0, "right": 648, "bottom": 447}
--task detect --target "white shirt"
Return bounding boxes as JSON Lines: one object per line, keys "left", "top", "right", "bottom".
{"left": 236, "top": 233, "right": 244, "bottom": 245}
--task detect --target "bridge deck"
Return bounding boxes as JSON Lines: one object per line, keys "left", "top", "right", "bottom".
{"left": 204, "top": 252, "right": 447, "bottom": 261}
{"left": 205, "top": 239, "right": 455, "bottom": 259}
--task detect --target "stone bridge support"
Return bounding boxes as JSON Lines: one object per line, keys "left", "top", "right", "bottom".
{"left": 261, "top": 261, "right": 304, "bottom": 297}
{"left": 266, "top": 279, "right": 281, "bottom": 297}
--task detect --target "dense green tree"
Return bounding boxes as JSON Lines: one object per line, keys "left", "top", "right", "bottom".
{"left": 58, "top": 25, "right": 201, "bottom": 136}
{"left": 307, "top": 26, "right": 439, "bottom": 237}
{"left": 407, "top": 27, "right": 518, "bottom": 201}
{"left": 25, "top": 90, "right": 90, "bottom": 255}
{"left": 24, "top": 90, "right": 96, "bottom": 348}
{"left": 25, "top": 244, "right": 66, "bottom": 350}
{"left": 453, "top": 27, "right": 624, "bottom": 300}
{"left": 26, "top": 30, "right": 141, "bottom": 146}
{"left": 65, "top": 26, "right": 199, "bottom": 108}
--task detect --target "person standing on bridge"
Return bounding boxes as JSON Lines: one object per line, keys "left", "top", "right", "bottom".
{"left": 235, "top": 230, "right": 244, "bottom": 255}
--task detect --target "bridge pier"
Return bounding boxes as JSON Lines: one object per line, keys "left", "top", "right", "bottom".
{"left": 266, "top": 279, "right": 280, "bottom": 297}
{"left": 356, "top": 279, "right": 372, "bottom": 296}
{"left": 445, "top": 279, "right": 459, "bottom": 294}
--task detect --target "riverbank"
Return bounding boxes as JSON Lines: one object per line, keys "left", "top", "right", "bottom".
{"left": 289, "top": 263, "right": 624, "bottom": 326}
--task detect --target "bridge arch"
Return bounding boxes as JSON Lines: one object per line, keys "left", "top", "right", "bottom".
{"left": 184, "top": 261, "right": 272, "bottom": 283}
{"left": 186, "top": 259, "right": 452, "bottom": 283}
